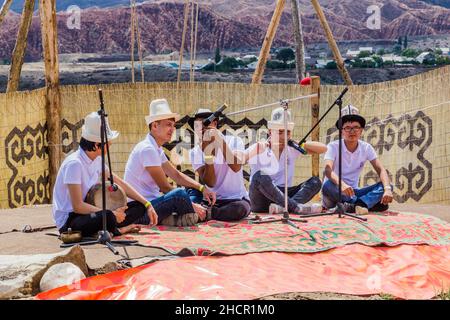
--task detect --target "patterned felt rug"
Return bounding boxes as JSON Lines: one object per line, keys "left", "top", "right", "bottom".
{"left": 115, "top": 211, "right": 450, "bottom": 256}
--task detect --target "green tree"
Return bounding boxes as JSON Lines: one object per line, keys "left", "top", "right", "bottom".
{"left": 403, "top": 36, "right": 408, "bottom": 49}
{"left": 276, "top": 48, "right": 295, "bottom": 64}
{"left": 325, "top": 61, "right": 337, "bottom": 69}
{"left": 358, "top": 51, "right": 372, "bottom": 58}
{"left": 397, "top": 36, "right": 403, "bottom": 46}
{"left": 435, "top": 49, "right": 443, "bottom": 55}
{"left": 377, "top": 48, "right": 385, "bottom": 56}
{"left": 401, "top": 48, "right": 419, "bottom": 58}
{"left": 266, "top": 60, "right": 287, "bottom": 69}
{"left": 393, "top": 44, "right": 402, "bottom": 55}
{"left": 214, "top": 47, "right": 221, "bottom": 64}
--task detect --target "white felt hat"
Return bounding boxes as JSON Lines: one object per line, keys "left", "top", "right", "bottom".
{"left": 267, "top": 107, "right": 295, "bottom": 131}
{"left": 145, "top": 99, "right": 180, "bottom": 125}
{"left": 81, "top": 112, "right": 119, "bottom": 143}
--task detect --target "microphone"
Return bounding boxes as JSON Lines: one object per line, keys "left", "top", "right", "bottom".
{"left": 203, "top": 104, "right": 227, "bottom": 126}
{"left": 108, "top": 184, "right": 118, "bottom": 192}
{"left": 288, "top": 140, "right": 307, "bottom": 155}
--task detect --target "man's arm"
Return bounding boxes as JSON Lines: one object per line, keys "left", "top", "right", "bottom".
{"left": 205, "top": 128, "right": 242, "bottom": 172}
{"left": 162, "top": 161, "right": 216, "bottom": 205}
{"left": 196, "top": 164, "right": 216, "bottom": 188}
{"left": 323, "top": 159, "right": 355, "bottom": 197}
{"left": 67, "top": 184, "right": 101, "bottom": 214}
{"left": 370, "top": 158, "right": 393, "bottom": 204}
{"left": 145, "top": 166, "right": 174, "bottom": 193}
{"left": 112, "top": 173, "right": 150, "bottom": 204}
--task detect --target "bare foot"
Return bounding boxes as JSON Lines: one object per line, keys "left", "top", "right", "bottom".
{"left": 118, "top": 224, "right": 141, "bottom": 235}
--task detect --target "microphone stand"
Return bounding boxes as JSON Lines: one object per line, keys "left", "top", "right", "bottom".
{"left": 61, "top": 89, "right": 138, "bottom": 254}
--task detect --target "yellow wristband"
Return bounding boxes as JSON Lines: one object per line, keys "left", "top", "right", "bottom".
{"left": 198, "top": 184, "right": 205, "bottom": 192}
{"left": 144, "top": 201, "right": 152, "bottom": 209}
{"left": 204, "top": 155, "right": 214, "bottom": 164}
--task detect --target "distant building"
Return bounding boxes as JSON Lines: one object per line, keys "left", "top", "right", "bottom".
{"left": 359, "top": 47, "right": 373, "bottom": 53}
{"left": 242, "top": 54, "right": 258, "bottom": 61}
{"left": 315, "top": 59, "right": 333, "bottom": 68}
{"left": 415, "top": 52, "right": 435, "bottom": 64}
{"left": 346, "top": 50, "right": 360, "bottom": 58}
{"left": 381, "top": 54, "right": 406, "bottom": 63}
{"left": 438, "top": 48, "right": 450, "bottom": 55}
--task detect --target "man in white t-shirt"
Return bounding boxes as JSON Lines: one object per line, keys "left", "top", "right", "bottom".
{"left": 187, "top": 108, "right": 250, "bottom": 221}
{"left": 245, "top": 107, "right": 326, "bottom": 215}
{"left": 322, "top": 105, "right": 394, "bottom": 214}
{"left": 124, "top": 99, "right": 216, "bottom": 227}
{"left": 53, "top": 112, "right": 158, "bottom": 237}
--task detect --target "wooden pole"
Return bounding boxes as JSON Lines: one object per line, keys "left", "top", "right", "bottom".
{"left": 133, "top": 1, "right": 145, "bottom": 82}
{"left": 0, "top": 0, "right": 13, "bottom": 26}
{"left": 189, "top": 0, "right": 195, "bottom": 83}
{"left": 39, "top": 0, "right": 61, "bottom": 199}
{"left": 290, "top": 0, "right": 306, "bottom": 82}
{"left": 310, "top": 76, "right": 320, "bottom": 177}
{"left": 177, "top": 0, "right": 190, "bottom": 88}
{"left": 6, "top": 0, "right": 35, "bottom": 93}
{"left": 251, "top": 0, "right": 285, "bottom": 84}
{"left": 192, "top": 2, "right": 199, "bottom": 82}
{"left": 310, "top": 0, "right": 353, "bottom": 85}
{"left": 130, "top": 0, "right": 135, "bottom": 83}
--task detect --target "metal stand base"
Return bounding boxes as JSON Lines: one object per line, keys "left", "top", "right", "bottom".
{"left": 300, "top": 202, "right": 367, "bottom": 221}
{"left": 60, "top": 231, "right": 138, "bottom": 255}
{"left": 253, "top": 211, "right": 307, "bottom": 229}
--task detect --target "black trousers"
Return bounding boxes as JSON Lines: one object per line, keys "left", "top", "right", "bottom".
{"left": 59, "top": 201, "right": 147, "bottom": 237}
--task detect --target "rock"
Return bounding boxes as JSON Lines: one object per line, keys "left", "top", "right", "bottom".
{"left": 0, "top": 246, "right": 88, "bottom": 299}
{"left": 39, "top": 263, "right": 86, "bottom": 293}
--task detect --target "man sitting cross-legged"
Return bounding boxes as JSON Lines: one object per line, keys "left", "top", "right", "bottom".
{"left": 124, "top": 99, "right": 216, "bottom": 227}
{"left": 54, "top": 112, "right": 158, "bottom": 238}
{"left": 245, "top": 107, "right": 327, "bottom": 215}
{"left": 322, "top": 105, "right": 394, "bottom": 214}
{"left": 187, "top": 108, "right": 251, "bottom": 221}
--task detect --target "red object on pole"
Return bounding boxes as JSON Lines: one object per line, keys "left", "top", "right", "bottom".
{"left": 300, "top": 77, "right": 311, "bottom": 86}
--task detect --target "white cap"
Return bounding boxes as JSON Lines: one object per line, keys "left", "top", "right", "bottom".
{"left": 81, "top": 112, "right": 119, "bottom": 143}
{"left": 145, "top": 99, "right": 180, "bottom": 125}
{"left": 267, "top": 107, "right": 295, "bottom": 131}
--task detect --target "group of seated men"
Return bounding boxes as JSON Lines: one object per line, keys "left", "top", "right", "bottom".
{"left": 53, "top": 98, "right": 394, "bottom": 237}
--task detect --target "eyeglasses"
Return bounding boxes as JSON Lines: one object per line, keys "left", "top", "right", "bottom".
{"left": 343, "top": 126, "right": 362, "bottom": 132}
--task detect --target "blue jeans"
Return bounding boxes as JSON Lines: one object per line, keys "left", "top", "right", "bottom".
{"left": 187, "top": 188, "right": 251, "bottom": 221}
{"left": 321, "top": 180, "right": 392, "bottom": 209}
{"left": 249, "top": 170, "right": 322, "bottom": 213}
{"left": 135, "top": 188, "right": 195, "bottom": 225}
{"left": 187, "top": 188, "right": 204, "bottom": 204}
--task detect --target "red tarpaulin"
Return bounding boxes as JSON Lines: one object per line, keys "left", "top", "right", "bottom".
{"left": 37, "top": 244, "right": 450, "bottom": 300}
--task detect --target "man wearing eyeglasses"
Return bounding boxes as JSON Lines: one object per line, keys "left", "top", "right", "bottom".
{"left": 322, "top": 105, "right": 393, "bottom": 214}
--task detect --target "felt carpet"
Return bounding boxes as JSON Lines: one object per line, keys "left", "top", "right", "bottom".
{"left": 116, "top": 212, "right": 450, "bottom": 256}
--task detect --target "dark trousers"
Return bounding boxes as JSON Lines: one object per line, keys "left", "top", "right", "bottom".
{"left": 249, "top": 171, "right": 322, "bottom": 213}
{"left": 59, "top": 201, "right": 146, "bottom": 237}
{"left": 187, "top": 188, "right": 251, "bottom": 221}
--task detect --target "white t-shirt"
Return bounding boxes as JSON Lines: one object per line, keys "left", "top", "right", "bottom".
{"left": 324, "top": 139, "right": 377, "bottom": 188}
{"left": 52, "top": 149, "right": 102, "bottom": 229}
{"left": 249, "top": 144, "right": 302, "bottom": 187}
{"left": 190, "top": 135, "right": 248, "bottom": 200}
{"left": 124, "top": 133, "right": 168, "bottom": 200}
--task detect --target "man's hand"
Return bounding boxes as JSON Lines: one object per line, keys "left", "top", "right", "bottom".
{"left": 381, "top": 188, "right": 393, "bottom": 205}
{"left": 341, "top": 183, "right": 355, "bottom": 197}
{"left": 255, "top": 140, "right": 269, "bottom": 155}
{"left": 113, "top": 206, "right": 127, "bottom": 224}
{"left": 202, "top": 187, "right": 216, "bottom": 206}
{"left": 147, "top": 206, "right": 158, "bottom": 226}
{"left": 192, "top": 203, "right": 207, "bottom": 221}
{"left": 202, "top": 127, "right": 221, "bottom": 155}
